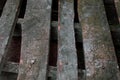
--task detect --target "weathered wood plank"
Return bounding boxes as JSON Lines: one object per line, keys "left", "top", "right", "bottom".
{"left": 3, "top": 61, "right": 19, "bottom": 73}
{"left": 0, "top": 0, "right": 21, "bottom": 73}
{"left": 78, "top": 0, "right": 120, "bottom": 80}
{"left": 52, "top": 21, "right": 120, "bottom": 45}
{"left": 18, "top": 20, "right": 120, "bottom": 43}
{"left": 17, "top": 0, "right": 52, "bottom": 80}
{"left": 114, "top": 0, "right": 120, "bottom": 23}
{"left": 3, "top": 61, "right": 85, "bottom": 80}
{"left": 0, "top": 72, "right": 17, "bottom": 80}
{"left": 52, "top": 21, "right": 82, "bottom": 42}
{"left": 57, "top": 0, "right": 78, "bottom": 80}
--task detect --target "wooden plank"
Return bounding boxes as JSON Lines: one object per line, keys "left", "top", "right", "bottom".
{"left": 0, "top": 72, "right": 17, "bottom": 80}
{"left": 52, "top": 21, "right": 82, "bottom": 42}
{"left": 3, "top": 61, "right": 85, "bottom": 80}
{"left": 3, "top": 61, "right": 19, "bottom": 73}
{"left": 18, "top": 20, "right": 120, "bottom": 43}
{"left": 17, "top": 0, "right": 52, "bottom": 80}
{"left": 114, "top": 0, "right": 120, "bottom": 23}
{"left": 0, "top": 0, "right": 21, "bottom": 73}
{"left": 78, "top": 0, "right": 120, "bottom": 80}
{"left": 57, "top": 0, "right": 78, "bottom": 80}
{"left": 52, "top": 21, "right": 120, "bottom": 45}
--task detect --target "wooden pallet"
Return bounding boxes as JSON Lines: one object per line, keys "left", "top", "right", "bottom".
{"left": 0, "top": 0, "right": 120, "bottom": 80}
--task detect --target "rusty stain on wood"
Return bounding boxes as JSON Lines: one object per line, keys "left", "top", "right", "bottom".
{"left": 78, "top": 0, "right": 120, "bottom": 80}
{"left": 57, "top": 0, "right": 78, "bottom": 80}
{"left": 17, "top": 0, "right": 52, "bottom": 80}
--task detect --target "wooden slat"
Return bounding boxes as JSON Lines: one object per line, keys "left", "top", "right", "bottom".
{"left": 2, "top": 61, "right": 85, "bottom": 80}
{"left": 3, "top": 61, "right": 19, "bottom": 73}
{"left": 52, "top": 21, "right": 82, "bottom": 42}
{"left": 52, "top": 21, "right": 120, "bottom": 45}
{"left": 0, "top": 0, "right": 21, "bottom": 73}
{"left": 78, "top": 0, "right": 120, "bottom": 80}
{"left": 18, "top": 20, "right": 120, "bottom": 43}
{"left": 2, "top": 62, "right": 59, "bottom": 79}
{"left": 17, "top": 0, "right": 52, "bottom": 80}
{"left": 57, "top": 0, "right": 78, "bottom": 80}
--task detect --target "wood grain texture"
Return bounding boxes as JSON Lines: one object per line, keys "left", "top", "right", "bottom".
{"left": 17, "top": 0, "right": 52, "bottom": 80}
{"left": 0, "top": 0, "right": 21, "bottom": 73}
{"left": 78, "top": 0, "right": 120, "bottom": 80}
{"left": 57, "top": 0, "right": 78, "bottom": 80}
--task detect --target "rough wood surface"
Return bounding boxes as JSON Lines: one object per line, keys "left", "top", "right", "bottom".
{"left": 2, "top": 61, "right": 59, "bottom": 79}
{"left": 2, "top": 61, "right": 85, "bottom": 80}
{"left": 3, "top": 61, "right": 19, "bottom": 73}
{"left": 78, "top": 0, "right": 120, "bottom": 80}
{"left": 17, "top": 0, "right": 52, "bottom": 80}
{"left": 52, "top": 21, "right": 120, "bottom": 44}
{"left": 0, "top": 0, "right": 21, "bottom": 73}
{"left": 57, "top": 0, "right": 78, "bottom": 80}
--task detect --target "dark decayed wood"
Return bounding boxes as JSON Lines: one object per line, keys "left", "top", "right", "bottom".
{"left": 57, "top": 0, "right": 78, "bottom": 80}
{"left": 78, "top": 0, "right": 120, "bottom": 80}
{"left": 0, "top": 0, "right": 21, "bottom": 73}
{"left": 17, "top": 0, "right": 52, "bottom": 80}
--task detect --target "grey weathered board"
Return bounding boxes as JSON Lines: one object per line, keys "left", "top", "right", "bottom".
{"left": 78, "top": 0, "right": 120, "bottom": 80}
{"left": 57, "top": 0, "right": 78, "bottom": 80}
{"left": 0, "top": 0, "right": 21, "bottom": 73}
{"left": 2, "top": 61, "right": 85, "bottom": 80}
{"left": 17, "top": 0, "right": 52, "bottom": 80}
{"left": 51, "top": 21, "right": 120, "bottom": 44}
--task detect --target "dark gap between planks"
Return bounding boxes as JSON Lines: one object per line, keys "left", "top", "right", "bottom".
{"left": 74, "top": 0, "right": 79, "bottom": 23}
{"left": 0, "top": 23, "right": 22, "bottom": 80}
{"left": 103, "top": 0, "right": 120, "bottom": 68}
{"left": 6, "top": 23, "right": 22, "bottom": 63}
{"left": 74, "top": 0, "right": 85, "bottom": 70}
{"left": 0, "top": 0, "right": 7, "bottom": 17}
{"left": 51, "top": 0, "right": 58, "bottom": 21}
{"left": 48, "top": 0, "right": 58, "bottom": 79}
{"left": 18, "top": 0, "right": 27, "bottom": 18}
{"left": 103, "top": 0, "right": 119, "bottom": 25}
